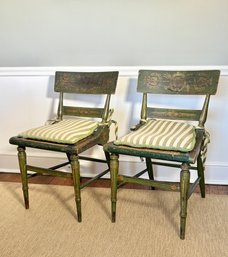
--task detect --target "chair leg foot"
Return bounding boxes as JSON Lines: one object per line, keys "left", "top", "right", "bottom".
{"left": 180, "top": 218, "right": 186, "bottom": 240}
{"left": 110, "top": 154, "right": 119, "bottom": 223}
{"left": 76, "top": 201, "right": 82, "bottom": 222}
{"left": 18, "top": 147, "right": 29, "bottom": 209}
{"left": 111, "top": 201, "right": 116, "bottom": 222}
{"left": 112, "top": 210, "right": 116, "bottom": 223}
{"left": 70, "top": 154, "right": 82, "bottom": 222}
{"left": 180, "top": 163, "right": 190, "bottom": 240}
{"left": 24, "top": 198, "right": 29, "bottom": 209}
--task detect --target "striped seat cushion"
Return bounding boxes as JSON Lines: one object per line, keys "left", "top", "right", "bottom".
{"left": 18, "top": 119, "right": 99, "bottom": 144}
{"left": 114, "top": 119, "right": 196, "bottom": 152}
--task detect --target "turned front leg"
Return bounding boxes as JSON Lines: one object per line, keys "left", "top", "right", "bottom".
{"left": 70, "top": 154, "right": 82, "bottom": 222}
{"left": 110, "top": 154, "right": 119, "bottom": 222}
{"left": 18, "top": 147, "right": 29, "bottom": 209}
{"left": 180, "top": 163, "right": 190, "bottom": 239}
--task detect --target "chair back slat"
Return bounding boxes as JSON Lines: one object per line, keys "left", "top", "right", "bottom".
{"left": 62, "top": 106, "right": 104, "bottom": 118}
{"left": 137, "top": 70, "right": 220, "bottom": 95}
{"left": 55, "top": 71, "right": 118, "bottom": 94}
{"left": 147, "top": 107, "right": 201, "bottom": 121}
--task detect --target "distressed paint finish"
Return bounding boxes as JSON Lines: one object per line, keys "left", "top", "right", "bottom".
{"left": 110, "top": 154, "right": 119, "bottom": 222}
{"left": 147, "top": 107, "right": 202, "bottom": 121}
{"left": 105, "top": 69, "right": 220, "bottom": 240}
{"left": 18, "top": 146, "right": 29, "bottom": 209}
{"left": 139, "top": 71, "right": 220, "bottom": 127}
{"left": 62, "top": 106, "right": 104, "bottom": 118}
{"left": 137, "top": 70, "right": 220, "bottom": 95}
{"left": 70, "top": 154, "right": 82, "bottom": 222}
{"left": 180, "top": 163, "right": 190, "bottom": 240}
{"left": 9, "top": 71, "right": 119, "bottom": 222}
{"left": 55, "top": 71, "right": 118, "bottom": 94}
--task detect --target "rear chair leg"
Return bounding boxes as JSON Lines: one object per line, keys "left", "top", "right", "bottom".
{"left": 110, "top": 154, "right": 119, "bottom": 222}
{"left": 70, "top": 154, "right": 82, "bottom": 222}
{"left": 180, "top": 163, "right": 190, "bottom": 240}
{"left": 146, "top": 158, "right": 155, "bottom": 190}
{"left": 197, "top": 155, "right": 206, "bottom": 198}
{"left": 18, "top": 147, "right": 29, "bottom": 209}
{"left": 104, "top": 150, "right": 111, "bottom": 169}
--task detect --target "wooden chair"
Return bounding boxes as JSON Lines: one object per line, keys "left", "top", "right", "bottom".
{"left": 104, "top": 70, "right": 220, "bottom": 239}
{"left": 9, "top": 71, "right": 119, "bottom": 222}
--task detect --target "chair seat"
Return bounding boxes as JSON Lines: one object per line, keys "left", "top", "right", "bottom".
{"left": 18, "top": 119, "right": 99, "bottom": 144}
{"left": 114, "top": 119, "right": 196, "bottom": 152}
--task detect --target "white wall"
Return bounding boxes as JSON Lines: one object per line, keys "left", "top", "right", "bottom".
{"left": 0, "top": 0, "right": 228, "bottom": 66}
{"left": 0, "top": 66, "right": 228, "bottom": 184}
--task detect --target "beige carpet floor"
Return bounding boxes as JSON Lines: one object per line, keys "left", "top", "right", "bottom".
{"left": 0, "top": 182, "right": 227, "bottom": 257}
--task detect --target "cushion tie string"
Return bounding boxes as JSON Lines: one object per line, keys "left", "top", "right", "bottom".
{"left": 99, "top": 109, "right": 118, "bottom": 140}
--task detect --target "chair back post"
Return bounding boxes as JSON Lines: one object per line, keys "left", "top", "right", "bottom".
{"left": 57, "top": 92, "right": 64, "bottom": 120}
{"left": 101, "top": 94, "right": 111, "bottom": 123}
{"left": 198, "top": 94, "right": 210, "bottom": 128}
{"left": 141, "top": 93, "right": 147, "bottom": 122}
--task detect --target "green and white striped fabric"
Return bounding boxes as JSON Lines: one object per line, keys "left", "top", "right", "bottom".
{"left": 114, "top": 119, "right": 196, "bottom": 152}
{"left": 19, "top": 119, "right": 99, "bottom": 144}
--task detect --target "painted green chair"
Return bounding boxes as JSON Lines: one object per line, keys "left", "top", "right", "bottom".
{"left": 9, "top": 71, "right": 119, "bottom": 222}
{"left": 104, "top": 70, "right": 220, "bottom": 239}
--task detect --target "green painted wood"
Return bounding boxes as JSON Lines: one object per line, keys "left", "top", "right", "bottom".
{"left": 198, "top": 94, "right": 210, "bottom": 127}
{"left": 55, "top": 71, "right": 119, "bottom": 94}
{"left": 62, "top": 106, "right": 104, "bottom": 118}
{"left": 137, "top": 70, "right": 220, "bottom": 95}
{"left": 18, "top": 147, "right": 29, "bottom": 209}
{"left": 80, "top": 168, "right": 109, "bottom": 189}
{"left": 101, "top": 94, "right": 111, "bottom": 123}
{"left": 70, "top": 154, "right": 82, "bottom": 222}
{"left": 57, "top": 92, "right": 64, "bottom": 120}
{"left": 110, "top": 154, "right": 119, "bottom": 222}
{"left": 49, "top": 161, "right": 70, "bottom": 170}
{"left": 141, "top": 93, "right": 147, "bottom": 121}
{"left": 147, "top": 107, "right": 202, "bottom": 121}
{"left": 150, "top": 160, "right": 198, "bottom": 170}
{"left": 197, "top": 154, "right": 206, "bottom": 198}
{"left": 79, "top": 155, "right": 107, "bottom": 163}
{"left": 117, "top": 168, "right": 147, "bottom": 188}
{"left": 119, "top": 175, "right": 180, "bottom": 191}
{"left": 27, "top": 165, "right": 72, "bottom": 178}
{"left": 180, "top": 163, "right": 190, "bottom": 240}
{"left": 188, "top": 177, "right": 201, "bottom": 199}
